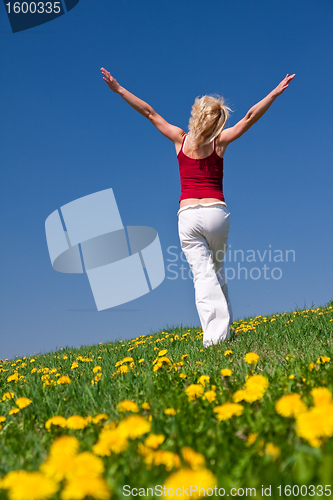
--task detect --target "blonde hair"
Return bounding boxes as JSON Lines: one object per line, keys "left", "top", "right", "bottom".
{"left": 188, "top": 94, "right": 232, "bottom": 148}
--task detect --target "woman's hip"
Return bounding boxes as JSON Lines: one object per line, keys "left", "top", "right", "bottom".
{"left": 178, "top": 204, "right": 230, "bottom": 238}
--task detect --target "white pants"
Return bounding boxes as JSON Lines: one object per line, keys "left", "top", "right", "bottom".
{"left": 178, "top": 204, "right": 232, "bottom": 347}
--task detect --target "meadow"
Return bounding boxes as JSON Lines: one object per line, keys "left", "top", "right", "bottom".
{"left": 0, "top": 301, "right": 332, "bottom": 500}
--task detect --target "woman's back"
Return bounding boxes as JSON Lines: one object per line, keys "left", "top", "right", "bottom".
{"left": 177, "top": 134, "right": 227, "bottom": 209}
{"left": 177, "top": 133, "right": 227, "bottom": 160}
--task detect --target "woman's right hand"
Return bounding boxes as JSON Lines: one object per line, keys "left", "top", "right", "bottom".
{"left": 273, "top": 73, "right": 296, "bottom": 96}
{"left": 100, "top": 68, "right": 121, "bottom": 93}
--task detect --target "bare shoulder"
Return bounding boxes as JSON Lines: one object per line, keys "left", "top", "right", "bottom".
{"left": 174, "top": 130, "right": 187, "bottom": 156}
{"left": 217, "top": 117, "right": 253, "bottom": 147}
{"left": 215, "top": 129, "right": 230, "bottom": 158}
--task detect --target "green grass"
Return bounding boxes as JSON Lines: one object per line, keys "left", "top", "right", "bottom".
{"left": 0, "top": 301, "right": 332, "bottom": 500}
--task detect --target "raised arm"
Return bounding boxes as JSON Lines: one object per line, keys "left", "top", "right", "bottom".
{"left": 218, "top": 73, "right": 295, "bottom": 147}
{"left": 100, "top": 68, "right": 185, "bottom": 148}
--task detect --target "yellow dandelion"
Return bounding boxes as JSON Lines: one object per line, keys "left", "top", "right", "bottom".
{"left": 45, "top": 416, "right": 67, "bottom": 430}
{"left": 117, "top": 415, "right": 151, "bottom": 439}
{"left": 246, "top": 432, "right": 258, "bottom": 446}
{"left": 224, "top": 350, "right": 233, "bottom": 356}
{"left": 213, "top": 402, "right": 244, "bottom": 421}
{"left": 0, "top": 470, "right": 59, "bottom": 499}
{"left": 316, "top": 356, "right": 330, "bottom": 364}
{"left": 185, "top": 384, "right": 204, "bottom": 401}
{"left": 159, "top": 356, "right": 172, "bottom": 365}
{"left": 118, "top": 365, "right": 129, "bottom": 374}
{"left": 220, "top": 368, "right": 232, "bottom": 376}
{"left": 275, "top": 393, "right": 307, "bottom": 417}
{"left": 2, "top": 392, "right": 15, "bottom": 401}
{"left": 311, "top": 387, "right": 332, "bottom": 406}
{"left": 9, "top": 407, "right": 20, "bottom": 415}
{"left": 92, "top": 414, "right": 109, "bottom": 424}
{"left": 244, "top": 352, "right": 260, "bottom": 364}
{"left": 197, "top": 375, "right": 210, "bottom": 387}
{"left": 158, "top": 350, "right": 168, "bottom": 357}
{"left": 92, "top": 366, "right": 102, "bottom": 373}
{"left": 138, "top": 359, "right": 145, "bottom": 363}
{"left": 181, "top": 447, "right": 205, "bottom": 470}
{"left": 202, "top": 390, "right": 216, "bottom": 403}
{"left": 308, "top": 362, "right": 318, "bottom": 371}
{"left": 179, "top": 373, "right": 187, "bottom": 379}
{"left": 164, "top": 408, "right": 177, "bottom": 415}
{"left": 122, "top": 357, "right": 134, "bottom": 363}
{"left": 163, "top": 467, "right": 216, "bottom": 499}
{"left": 145, "top": 450, "right": 181, "bottom": 471}
{"left": 66, "top": 415, "right": 88, "bottom": 430}
{"left": 296, "top": 403, "right": 333, "bottom": 447}
{"left": 65, "top": 451, "right": 104, "bottom": 480}
{"left": 137, "top": 443, "right": 154, "bottom": 457}
{"left": 15, "top": 397, "right": 32, "bottom": 409}
{"left": 93, "top": 372, "right": 102, "bottom": 384}
{"left": 142, "top": 402, "right": 151, "bottom": 410}
{"left": 232, "top": 389, "right": 247, "bottom": 403}
{"left": 144, "top": 434, "right": 165, "bottom": 449}
{"left": 264, "top": 442, "right": 280, "bottom": 459}
{"left": 117, "top": 400, "right": 139, "bottom": 413}
{"left": 288, "top": 374, "right": 295, "bottom": 379}
{"left": 40, "top": 436, "right": 80, "bottom": 482}
{"left": 243, "top": 375, "right": 269, "bottom": 402}
{"left": 49, "top": 435, "right": 80, "bottom": 458}
{"left": 92, "top": 429, "right": 128, "bottom": 456}
{"left": 61, "top": 475, "right": 111, "bottom": 500}
{"left": 181, "top": 354, "right": 189, "bottom": 360}
{"left": 56, "top": 376, "right": 71, "bottom": 385}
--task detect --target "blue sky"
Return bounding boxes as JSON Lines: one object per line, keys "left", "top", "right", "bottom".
{"left": 0, "top": 0, "right": 332, "bottom": 361}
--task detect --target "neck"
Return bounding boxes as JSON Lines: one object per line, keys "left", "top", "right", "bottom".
{"left": 187, "top": 134, "right": 201, "bottom": 150}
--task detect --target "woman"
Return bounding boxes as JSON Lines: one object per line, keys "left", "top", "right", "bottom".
{"left": 100, "top": 68, "right": 295, "bottom": 347}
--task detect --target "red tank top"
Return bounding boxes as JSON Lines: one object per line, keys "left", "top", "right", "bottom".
{"left": 178, "top": 134, "right": 225, "bottom": 203}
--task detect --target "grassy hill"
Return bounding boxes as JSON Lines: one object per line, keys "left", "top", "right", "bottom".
{"left": 0, "top": 301, "right": 332, "bottom": 500}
